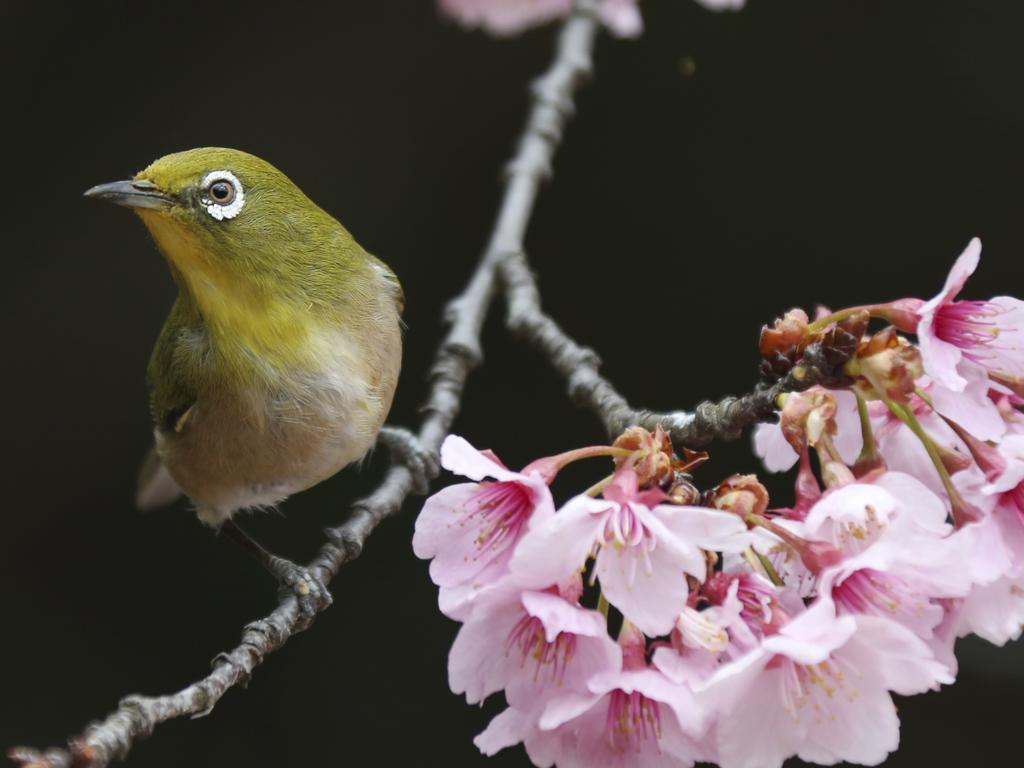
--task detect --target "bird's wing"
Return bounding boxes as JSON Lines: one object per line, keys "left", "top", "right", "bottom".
{"left": 137, "top": 297, "right": 201, "bottom": 510}
{"left": 370, "top": 255, "right": 405, "bottom": 315}
{"left": 136, "top": 443, "right": 183, "bottom": 510}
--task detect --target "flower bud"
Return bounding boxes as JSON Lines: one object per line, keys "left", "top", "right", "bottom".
{"left": 708, "top": 474, "right": 769, "bottom": 518}
{"left": 848, "top": 326, "right": 923, "bottom": 403}
{"left": 779, "top": 386, "right": 838, "bottom": 454}
{"left": 666, "top": 475, "right": 701, "bottom": 506}
{"left": 759, "top": 308, "right": 809, "bottom": 359}
{"left": 613, "top": 425, "right": 674, "bottom": 487}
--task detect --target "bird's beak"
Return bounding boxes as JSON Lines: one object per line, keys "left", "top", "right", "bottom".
{"left": 83, "top": 179, "right": 174, "bottom": 210}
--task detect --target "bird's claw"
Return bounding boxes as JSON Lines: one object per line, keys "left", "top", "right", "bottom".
{"left": 378, "top": 426, "right": 439, "bottom": 494}
{"left": 269, "top": 557, "right": 333, "bottom": 617}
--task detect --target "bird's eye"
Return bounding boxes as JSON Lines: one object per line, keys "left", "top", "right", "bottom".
{"left": 200, "top": 170, "right": 245, "bottom": 221}
{"left": 209, "top": 181, "right": 234, "bottom": 204}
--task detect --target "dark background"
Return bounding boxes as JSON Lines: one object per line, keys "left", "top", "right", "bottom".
{"left": 2, "top": 1, "right": 1022, "bottom": 766}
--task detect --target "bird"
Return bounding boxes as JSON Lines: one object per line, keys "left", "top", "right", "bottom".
{"left": 85, "top": 147, "right": 414, "bottom": 603}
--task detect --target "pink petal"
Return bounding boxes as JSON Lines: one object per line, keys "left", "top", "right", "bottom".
{"left": 538, "top": 690, "right": 603, "bottom": 731}
{"left": 985, "top": 434, "right": 1024, "bottom": 494}
{"left": 873, "top": 471, "right": 952, "bottom": 535}
{"left": 794, "top": 685, "right": 900, "bottom": 767}
{"left": 987, "top": 296, "right": 1024, "bottom": 376}
{"left": 919, "top": 316, "right": 968, "bottom": 391}
{"left": 695, "top": 0, "right": 747, "bottom": 10}
{"left": 920, "top": 238, "right": 981, "bottom": 315}
{"left": 752, "top": 422, "right": 799, "bottom": 472}
{"left": 930, "top": 360, "right": 1006, "bottom": 441}
{"left": 511, "top": 496, "right": 606, "bottom": 588}
{"left": 473, "top": 706, "right": 533, "bottom": 756}
{"left": 653, "top": 505, "right": 752, "bottom": 563}
{"left": 832, "top": 389, "right": 866, "bottom": 464}
{"left": 959, "top": 573, "right": 1024, "bottom": 645}
{"left": 763, "top": 598, "right": 857, "bottom": 664}
{"left": 878, "top": 422, "right": 951, "bottom": 499}
{"left": 412, "top": 483, "right": 480, "bottom": 560}
{"left": 620, "top": 669, "right": 707, "bottom": 738}
{"left": 448, "top": 593, "right": 524, "bottom": 704}
{"left": 843, "top": 614, "right": 954, "bottom": 693}
{"left": 414, "top": 483, "right": 503, "bottom": 586}
{"left": 522, "top": 590, "right": 607, "bottom": 642}
{"left": 440, "top": 434, "right": 522, "bottom": 483}
{"left": 706, "top": 660, "right": 800, "bottom": 768}
{"left": 594, "top": 534, "right": 691, "bottom": 637}
{"left": 802, "top": 482, "right": 898, "bottom": 543}
{"left": 599, "top": 0, "right": 643, "bottom": 37}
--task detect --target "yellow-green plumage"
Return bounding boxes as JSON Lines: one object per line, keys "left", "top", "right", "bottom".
{"left": 94, "top": 148, "right": 403, "bottom": 527}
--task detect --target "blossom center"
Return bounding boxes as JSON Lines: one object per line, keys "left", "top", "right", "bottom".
{"left": 601, "top": 502, "right": 652, "bottom": 549}
{"left": 463, "top": 481, "right": 533, "bottom": 556}
{"left": 676, "top": 606, "right": 729, "bottom": 652}
{"left": 832, "top": 568, "right": 932, "bottom": 630}
{"left": 934, "top": 300, "right": 1003, "bottom": 357}
{"left": 505, "top": 613, "right": 577, "bottom": 685}
{"left": 778, "top": 657, "right": 857, "bottom": 723}
{"left": 604, "top": 689, "right": 663, "bottom": 754}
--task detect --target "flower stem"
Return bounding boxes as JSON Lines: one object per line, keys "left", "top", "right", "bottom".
{"left": 882, "top": 397, "right": 976, "bottom": 526}
{"left": 853, "top": 391, "right": 883, "bottom": 471}
{"left": 814, "top": 433, "right": 844, "bottom": 465}
{"left": 583, "top": 473, "right": 616, "bottom": 497}
{"left": 743, "top": 546, "right": 784, "bottom": 587}
{"left": 807, "top": 303, "right": 907, "bottom": 333}
{"left": 522, "top": 445, "right": 632, "bottom": 481}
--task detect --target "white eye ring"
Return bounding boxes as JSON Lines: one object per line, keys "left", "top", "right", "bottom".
{"left": 200, "top": 170, "right": 245, "bottom": 221}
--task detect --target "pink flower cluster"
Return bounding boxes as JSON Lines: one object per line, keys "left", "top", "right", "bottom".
{"left": 437, "top": 0, "right": 745, "bottom": 39}
{"left": 414, "top": 239, "right": 1024, "bottom": 767}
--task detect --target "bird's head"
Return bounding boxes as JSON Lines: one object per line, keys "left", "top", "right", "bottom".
{"left": 85, "top": 147, "right": 343, "bottom": 281}
{"left": 86, "top": 148, "right": 369, "bottom": 365}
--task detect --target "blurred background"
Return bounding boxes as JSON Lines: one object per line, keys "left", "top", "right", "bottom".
{"left": 2, "top": 1, "right": 1022, "bottom": 765}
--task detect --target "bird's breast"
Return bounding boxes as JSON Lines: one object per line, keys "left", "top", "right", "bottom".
{"left": 158, "top": 306, "right": 402, "bottom": 521}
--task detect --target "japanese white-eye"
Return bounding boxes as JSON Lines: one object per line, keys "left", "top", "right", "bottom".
{"left": 86, "top": 147, "right": 403, "bottom": 529}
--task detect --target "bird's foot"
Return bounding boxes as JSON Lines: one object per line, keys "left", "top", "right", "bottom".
{"left": 377, "top": 426, "right": 439, "bottom": 494}
{"left": 266, "top": 555, "right": 333, "bottom": 617}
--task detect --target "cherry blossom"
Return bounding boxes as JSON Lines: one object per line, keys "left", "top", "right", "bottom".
{"left": 437, "top": 0, "right": 745, "bottom": 39}
{"left": 478, "top": 624, "right": 712, "bottom": 768}
{"left": 802, "top": 473, "right": 979, "bottom": 639}
{"left": 437, "top": 0, "right": 642, "bottom": 37}
{"left": 699, "top": 598, "right": 952, "bottom": 768}
{"left": 413, "top": 435, "right": 556, "bottom": 617}
{"left": 418, "top": 237, "right": 1024, "bottom": 765}
{"left": 448, "top": 575, "right": 622, "bottom": 710}
{"left": 918, "top": 238, "right": 1024, "bottom": 391}
{"left": 511, "top": 467, "right": 750, "bottom": 637}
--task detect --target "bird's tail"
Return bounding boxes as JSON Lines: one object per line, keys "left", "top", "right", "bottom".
{"left": 135, "top": 444, "right": 183, "bottom": 510}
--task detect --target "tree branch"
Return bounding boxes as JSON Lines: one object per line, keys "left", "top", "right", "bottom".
{"left": 10, "top": 1, "right": 839, "bottom": 763}
{"left": 8, "top": 3, "right": 604, "bottom": 767}
{"left": 498, "top": 251, "right": 840, "bottom": 447}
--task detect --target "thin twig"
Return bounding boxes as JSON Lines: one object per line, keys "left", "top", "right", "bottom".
{"left": 498, "top": 250, "right": 835, "bottom": 446}
{"left": 8, "top": 3, "right": 604, "bottom": 767}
